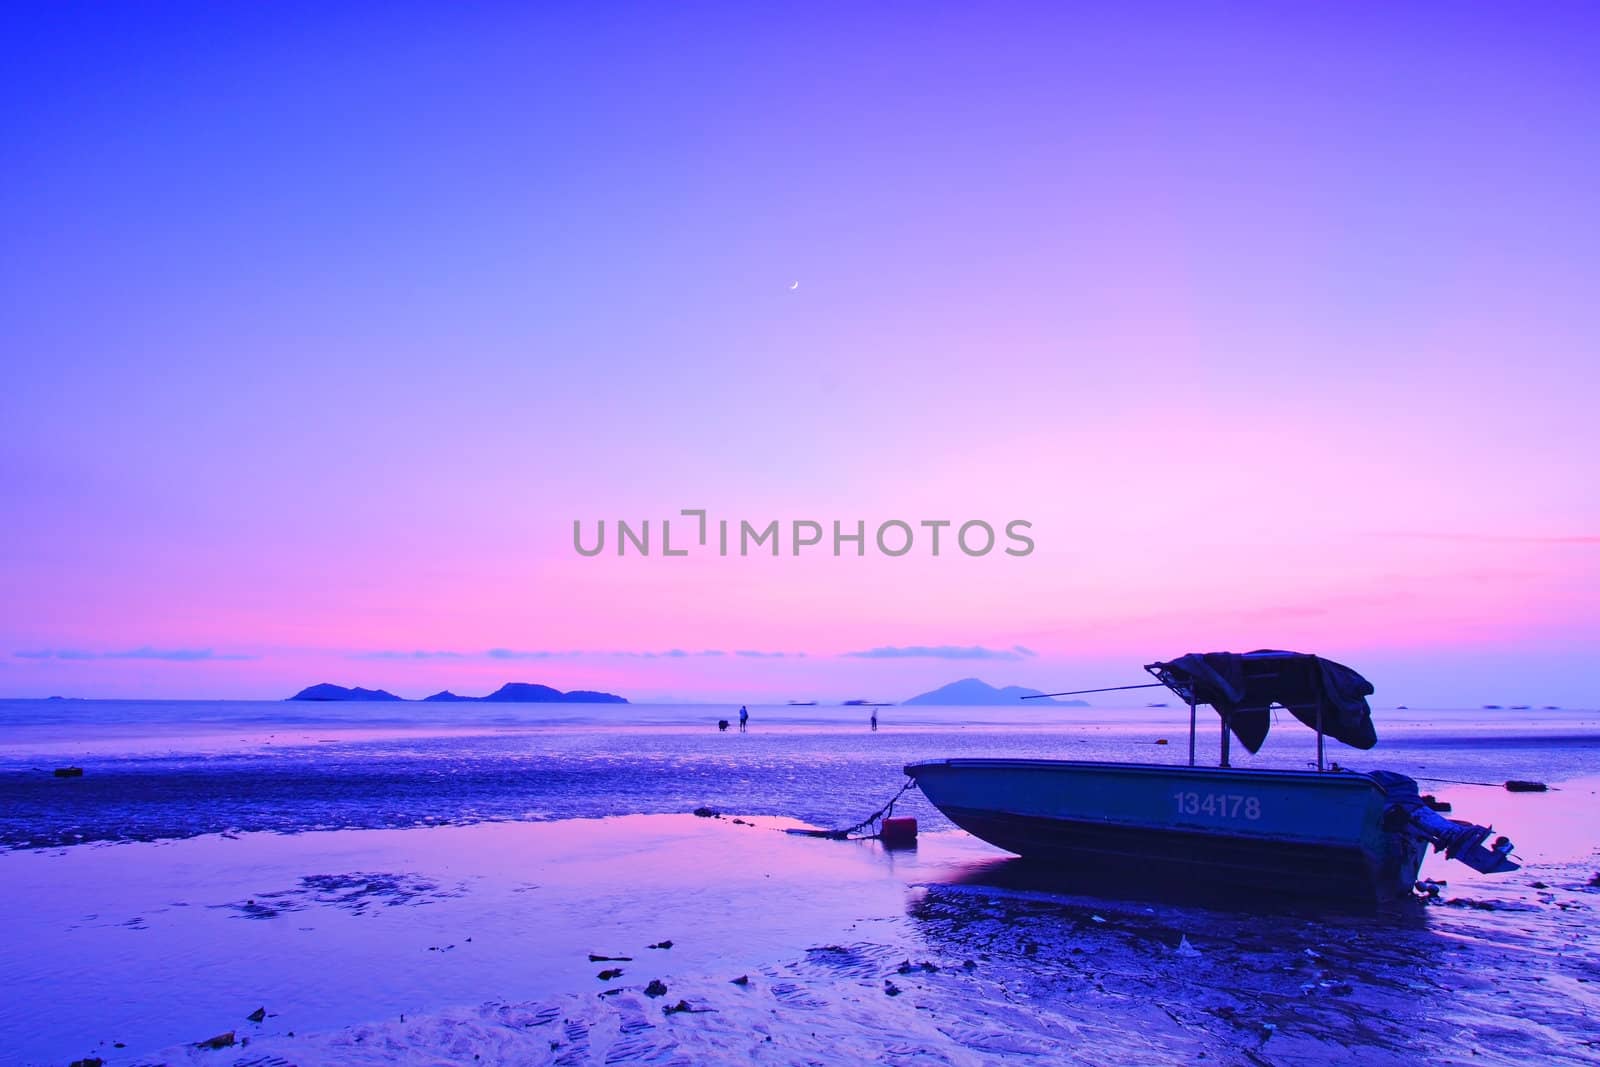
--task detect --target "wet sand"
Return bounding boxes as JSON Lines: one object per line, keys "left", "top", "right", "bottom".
{"left": 5, "top": 777, "right": 1597, "bottom": 1066}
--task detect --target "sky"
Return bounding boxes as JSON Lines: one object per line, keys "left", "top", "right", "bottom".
{"left": 1, "top": 3, "right": 1597, "bottom": 705}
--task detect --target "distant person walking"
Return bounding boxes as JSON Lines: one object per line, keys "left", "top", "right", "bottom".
{"left": 738, "top": 705, "right": 749, "bottom": 732}
{"left": 870, "top": 707, "right": 878, "bottom": 732}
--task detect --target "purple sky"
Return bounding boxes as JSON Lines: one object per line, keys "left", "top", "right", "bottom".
{"left": 2, "top": 4, "right": 1597, "bottom": 704}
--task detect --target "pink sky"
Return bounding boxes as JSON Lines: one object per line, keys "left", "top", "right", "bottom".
{"left": 2, "top": 5, "right": 1596, "bottom": 705}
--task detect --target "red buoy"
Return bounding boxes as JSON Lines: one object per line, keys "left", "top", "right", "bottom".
{"left": 879, "top": 817, "right": 918, "bottom": 848}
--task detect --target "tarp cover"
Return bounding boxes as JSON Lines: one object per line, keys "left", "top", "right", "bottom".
{"left": 1145, "top": 650, "right": 1377, "bottom": 754}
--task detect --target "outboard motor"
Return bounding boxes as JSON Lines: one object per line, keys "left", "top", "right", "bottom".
{"left": 1372, "top": 771, "right": 1518, "bottom": 875}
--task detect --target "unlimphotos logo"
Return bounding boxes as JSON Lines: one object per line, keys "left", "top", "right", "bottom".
{"left": 574, "top": 509, "right": 1034, "bottom": 558}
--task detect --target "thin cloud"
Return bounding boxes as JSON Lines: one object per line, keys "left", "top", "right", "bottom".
{"left": 458, "top": 649, "right": 739, "bottom": 661}
{"left": 1372, "top": 531, "right": 1600, "bottom": 545}
{"left": 842, "top": 645, "right": 1033, "bottom": 662}
{"left": 14, "top": 647, "right": 256, "bottom": 662}
{"left": 349, "top": 647, "right": 801, "bottom": 663}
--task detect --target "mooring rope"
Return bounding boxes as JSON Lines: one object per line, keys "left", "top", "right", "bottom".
{"left": 786, "top": 777, "right": 918, "bottom": 840}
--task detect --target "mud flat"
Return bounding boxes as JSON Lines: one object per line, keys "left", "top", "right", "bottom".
{"left": 4, "top": 777, "right": 1597, "bottom": 1066}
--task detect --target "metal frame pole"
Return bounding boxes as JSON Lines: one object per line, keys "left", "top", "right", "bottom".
{"left": 1188, "top": 696, "right": 1197, "bottom": 767}
{"left": 1316, "top": 701, "right": 1325, "bottom": 771}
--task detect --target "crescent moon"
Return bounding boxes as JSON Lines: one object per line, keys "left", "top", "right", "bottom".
{"left": 789, "top": 281, "right": 799, "bottom": 290}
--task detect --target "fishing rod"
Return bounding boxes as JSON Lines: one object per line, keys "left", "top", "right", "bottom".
{"left": 1021, "top": 683, "right": 1166, "bottom": 699}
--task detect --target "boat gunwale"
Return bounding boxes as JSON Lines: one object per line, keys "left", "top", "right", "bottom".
{"left": 904, "top": 757, "right": 1393, "bottom": 795}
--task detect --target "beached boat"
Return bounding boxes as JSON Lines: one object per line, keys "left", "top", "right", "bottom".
{"left": 907, "top": 651, "right": 1517, "bottom": 904}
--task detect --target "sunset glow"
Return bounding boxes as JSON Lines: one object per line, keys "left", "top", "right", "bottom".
{"left": 3, "top": 4, "right": 1596, "bottom": 705}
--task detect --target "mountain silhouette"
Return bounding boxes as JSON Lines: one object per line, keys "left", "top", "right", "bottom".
{"left": 288, "top": 683, "right": 402, "bottom": 702}
{"left": 291, "top": 682, "right": 627, "bottom": 703}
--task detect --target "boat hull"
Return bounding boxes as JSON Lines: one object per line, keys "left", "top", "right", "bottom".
{"left": 905, "top": 759, "right": 1428, "bottom": 905}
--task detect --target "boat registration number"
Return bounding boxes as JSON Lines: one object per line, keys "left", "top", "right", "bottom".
{"left": 1173, "top": 791, "right": 1261, "bottom": 820}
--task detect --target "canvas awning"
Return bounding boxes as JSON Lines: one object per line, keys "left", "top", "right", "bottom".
{"left": 1144, "top": 650, "right": 1377, "bottom": 754}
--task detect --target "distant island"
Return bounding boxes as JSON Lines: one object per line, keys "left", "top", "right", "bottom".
{"left": 902, "top": 677, "right": 1089, "bottom": 707}
{"left": 290, "top": 683, "right": 403, "bottom": 702}
{"left": 289, "top": 682, "right": 627, "bottom": 704}
{"left": 428, "top": 683, "right": 628, "bottom": 704}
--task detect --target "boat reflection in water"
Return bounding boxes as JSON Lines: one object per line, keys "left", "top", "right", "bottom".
{"left": 907, "top": 651, "right": 1518, "bottom": 907}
